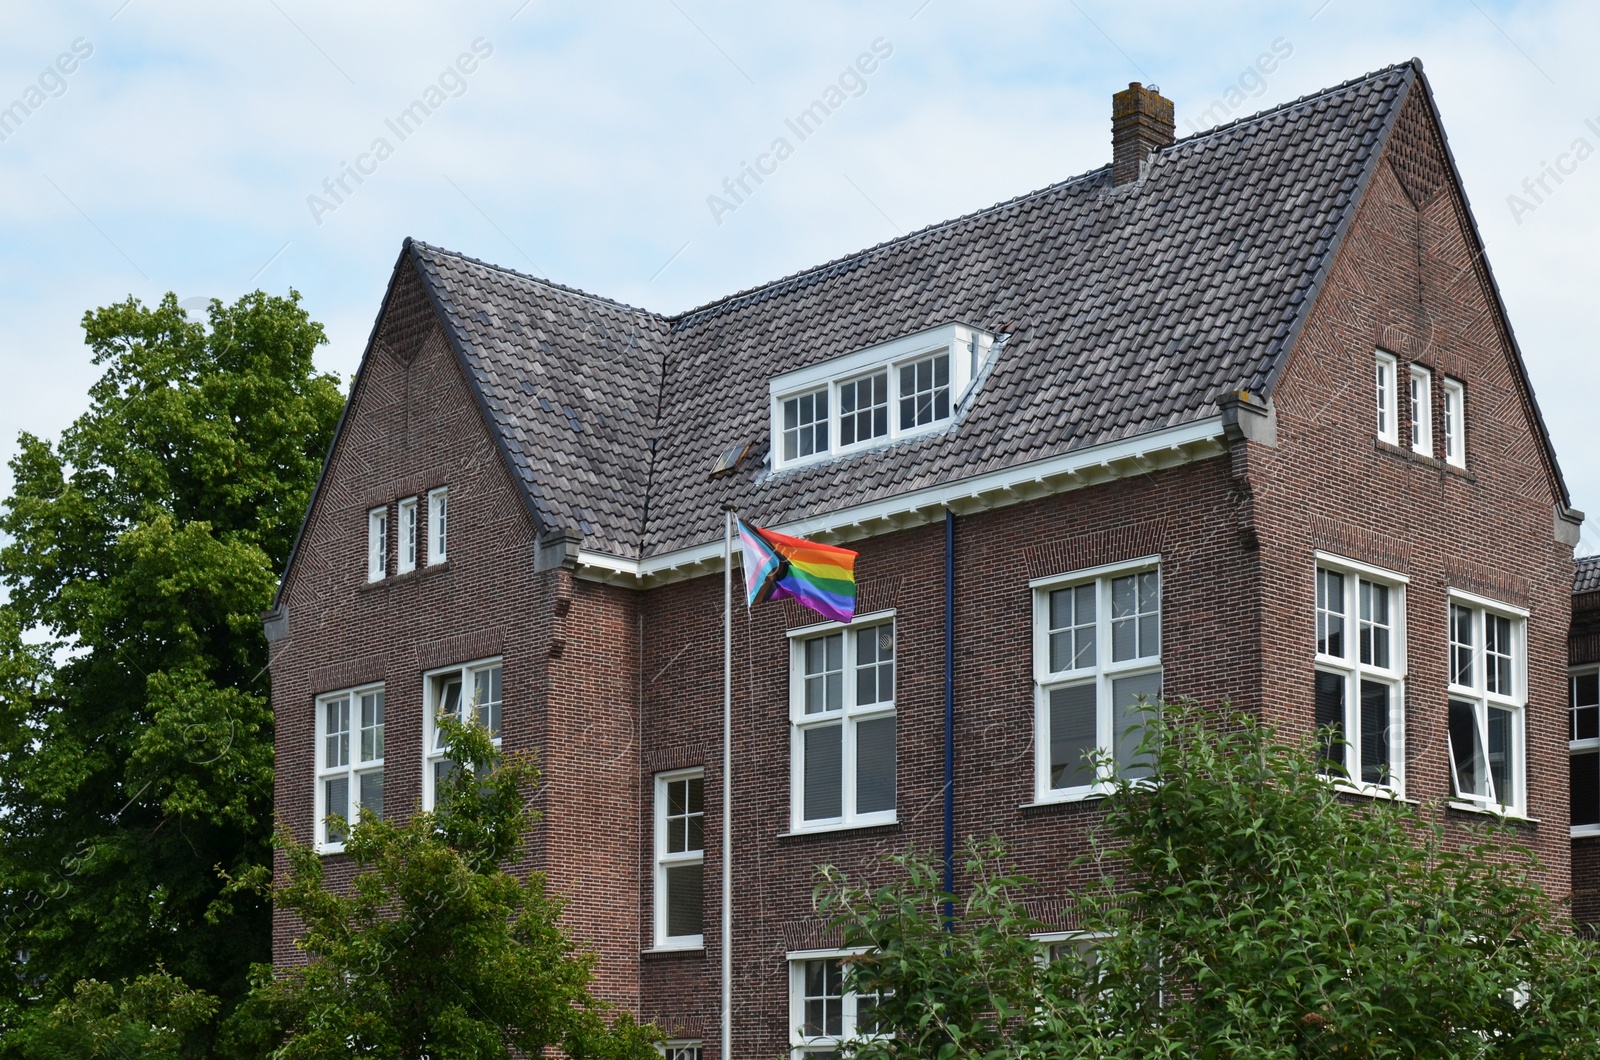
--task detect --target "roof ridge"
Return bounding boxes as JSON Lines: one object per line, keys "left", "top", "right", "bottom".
{"left": 1171, "top": 58, "right": 1417, "bottom": 150}
{"left": 661, "top": 59, "right": 1419, "bottom": 327}
{"left": 407, "top": 238, "right": 669, "bottom": 323}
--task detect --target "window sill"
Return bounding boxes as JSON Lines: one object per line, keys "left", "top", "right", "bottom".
{"left": 361, "top": 560, "right": 451, "bottom": 590}
{"left": 642, "top": 943, "right": 705, "bottom": 956}
{"left": 1569, "top": 825, "right": 1600, "bottom": 839}
{"left": 1446, "top": 800, "right": 1537, "bottom": 824}
{"left": 1022, "top": 790, "right": 1106, "bottom": 809}
{"left": 1332, "top": 783, "right": 1416, "bottom": 804}
{"left": 777, "top": 819, "right": 899, "bottom": 841}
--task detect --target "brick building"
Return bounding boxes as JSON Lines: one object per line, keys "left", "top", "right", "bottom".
{"left": 1572, "top": 555, "right": 1600, "bottom": 929}
{"left": 266, "top": 59, "right": 1587, "bottom": 1056}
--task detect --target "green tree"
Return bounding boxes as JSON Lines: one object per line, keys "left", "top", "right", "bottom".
{"left": 820, "top": 702, "right": 1600, "bottom": 1059}
{"left": 0, "top": 293, "right": 343, "bottom": 1039}
{"left": 223, "top": 718, "right": 661, "bottom": 1060}
{"left": 4, "top": 969, "right": 217, "bottom": 1059}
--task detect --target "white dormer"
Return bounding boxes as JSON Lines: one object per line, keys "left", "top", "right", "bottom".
{"left": 769, "top": 323, "right": 997, "bottom": 470}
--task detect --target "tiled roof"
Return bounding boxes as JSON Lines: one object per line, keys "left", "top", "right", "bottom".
{"left": 410, "top": 61, "right": 1418, "bottom": 559}
{"left": 1578, "top": 555, "right": 1600, "bottom": 595}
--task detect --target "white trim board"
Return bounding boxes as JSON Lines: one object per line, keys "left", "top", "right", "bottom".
{"left": 573, "top": 417, "right": 1228, "bottom": 588}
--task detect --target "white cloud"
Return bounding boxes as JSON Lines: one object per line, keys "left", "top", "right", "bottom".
{"left": 0, "top": 0, "right": 1594, "bottom": 532}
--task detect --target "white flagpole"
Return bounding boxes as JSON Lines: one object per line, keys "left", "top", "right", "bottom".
{"left": 721, "top": 509, "right": 733, "bottom": 1060}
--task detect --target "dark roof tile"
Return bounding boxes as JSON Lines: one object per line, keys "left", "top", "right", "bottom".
{"left": 410, "top": 62, "right": 1415, "bottom": 558}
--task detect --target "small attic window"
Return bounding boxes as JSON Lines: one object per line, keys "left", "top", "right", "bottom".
{"left": 770, "top": 323, "right": 995, "bottom": 470}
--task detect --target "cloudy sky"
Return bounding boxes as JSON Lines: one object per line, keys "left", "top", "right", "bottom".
{"left": 0, "top": 1, "right": 1595, "bottom": 551}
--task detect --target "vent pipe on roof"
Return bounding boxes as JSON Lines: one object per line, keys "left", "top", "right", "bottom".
{"left": 1111, "top": 81, "right": 1175, "bottom": 187}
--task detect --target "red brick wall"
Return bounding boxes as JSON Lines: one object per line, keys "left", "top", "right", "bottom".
{"left": 1252, "top": 86, "right": 1574, "bottom": 900}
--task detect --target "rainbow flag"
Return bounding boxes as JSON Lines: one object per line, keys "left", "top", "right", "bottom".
{"left": 737, "top": 519, "right": 857, "bottom": 624}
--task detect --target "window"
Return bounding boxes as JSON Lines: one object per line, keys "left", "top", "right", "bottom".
{"left": 366, "top": 507, "right": 388, "bottom": 582}
{"left": 1446, "top": 595, "right": 1526, "bottom": 814}
{"left": 422, "top": 659, "right": 502, "bottom": 810}
{"left": 1032, "top": 560, "right": 1162, "bottom": 801}
{"left": 315, "top": 685, "right": 384, "bottom": 851}
{"left": 1572, "top": 668, "right": 1599, "bottom": 835}
{"left": 788, "top": 952, "right": 883, "bottom": 1057}
{"left": 1409, "top": 366, "right": 1432, "bottom": 456}
{"left": 1442, "top": 377, "right": 1466, "bottom": 467}
{"left": 1313, "top": 557, "right": 1406, "bottom": 792}
{"left": 838, "top": 372, "right": 888, "bottom": 446}
{"left": 790, "top": 616, "right": 896, "bottom": 830}
{"left": 1374, "top": 351, "right": 1398, "bottom": 445}
{"left": 397, "top": 497, "right": 418, "bottom": 574}
{"left": 783, "top": 388, "right": 830, "bottom": 461}
{"left": 659, "top": 1044, "right": 703, "bottom": 1060}
{"left": 768, "top": 324, "right": 995, "bottom": 469}
{"left": 654, "top": 770, "right": 704, "bottom": 948}
{"left": 427, "top": 487, "right": 449, "bottom": 564}
{"left": 898, "top": 351, "right": 950, "bottom": 430}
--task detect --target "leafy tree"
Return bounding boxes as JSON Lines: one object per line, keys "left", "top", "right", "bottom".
{"left": 819, "top": 702, "right": 1600, "bottom": 1059}
{"left": 4, "top": 969, "right": 217, "bottom": 1059}
{"left": 222, "top": 717, "right": 661, "bottom": 1060}
{"left": 0, "top": 293, "right": 344, "bottom": 1040}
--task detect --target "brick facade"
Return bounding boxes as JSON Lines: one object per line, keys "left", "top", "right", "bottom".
{"left": 269, "top": 70, "right": 1584, "bottom": 1055}
{"left": 1572, "top": 580, "right": 1600, "bottom": 929}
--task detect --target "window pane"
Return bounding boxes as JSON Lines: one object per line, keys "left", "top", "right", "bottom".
{"left": 804, "top": 634, "right": 843, "bottom": 714}
{"left": 324, "top": 777, "right": 348, "bottom": 844}
{"left": 1450, "top": 606, "right": 1473, "bottom": 686}
{"left": 839, "top": 372, "right": 888, "bottom": 446}
{"left": 1048, "top": 684, "right": 1097, "bottom": 790}
{"left": 1316, "top": 569, "right": 1345, "bottom": 657}
{"left": 803, "top": 725, "right": 843, "bottom": 820}
{"left": 437, "top": 678, "right": 462, "bottom": 751}
{"left": 898, "top": 353, "right": 950, "bottom": 429}
{"left": 665, "top": 863, "right": 703, "bottom": 938}
{"left": 359, "top": 770, "right": 384, "bottom": 821}
{"left": 360, "top": 691, "right": 384, "bottom": 762}
{"left": 1448, "top": 699, "right": 1488, "bottom": 799}
{"left": 1358, "top": 680, "right": 1390, "bottom": 786}
{"left": 1573, "top": 750, "right": 1599, "bottom": 827}
{"left": 1112, "top": 671, "right": 1162, "bottom": 780}
{"left": 1486, "top": 616, "right": 1513, "bottom": 696}
{"left": 1359, "top": 581, "right": 1389, "bottom": 669}
{"left": 1577, "top": 673, "right": 1600, "bottom": 740}
{"left": 325, "top": 697, "right": 350, "bottom": 767}
{"left": 434, "top": 758, "right": 461, "bottom": 795}
{"left": 1487, "top": 705, "right": 1512, "bottom": 807}
{"left": 855, "top": 625, "right": 894, "bottom": 705}
{"left": 1314, "top": 670, "right": 1345, "bottom": 772}
{"left": 856, "top": 716, "right": 896, "bottom": 814}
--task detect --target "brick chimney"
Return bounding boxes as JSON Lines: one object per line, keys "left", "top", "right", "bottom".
{"left": 1111, "top": 81, "right": 1174, "bottom": 186}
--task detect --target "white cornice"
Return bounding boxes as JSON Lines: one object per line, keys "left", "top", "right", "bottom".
{"left": 575, "top": 416, "right": 1228, "bottom": 588}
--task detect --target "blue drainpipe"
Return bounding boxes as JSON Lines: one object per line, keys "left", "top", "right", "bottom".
{"left": 943, "top": 508, "right": 955, "bottom": 926}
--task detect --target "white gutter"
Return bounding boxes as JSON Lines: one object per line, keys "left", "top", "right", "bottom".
{"left": 575, "top": 416, "right": 1228, "bottom": 587}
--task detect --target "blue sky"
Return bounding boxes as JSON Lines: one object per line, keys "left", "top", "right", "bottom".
{"left": 0, "top": 1, "right": 1595, "bottom": 552}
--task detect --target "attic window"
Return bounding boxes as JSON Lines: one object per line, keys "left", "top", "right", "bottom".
{"left": 770, "top": 323, "right": 995, "bottom": 470}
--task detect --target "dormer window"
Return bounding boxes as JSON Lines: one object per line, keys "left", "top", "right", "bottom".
{"left": 770, "top": 324, "right": 995, "bottom": 470}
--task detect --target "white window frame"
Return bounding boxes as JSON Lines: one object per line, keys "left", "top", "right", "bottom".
{"left": 787, "top": 947, "right": 883, "bottom": 1058}
{"left": 1312, "top": 553, "right": 1408, "bottom": 796}
{"left": 427, "top": 486, "right": 449, "bottom": 564}
{"left": 1409, "top": 365, "right": 1432, "bottom": 456}
{"left": 1031, "top": 557, "right": 1163, "bottom": 804}
{"left": 314, "top": 683, "right": 385, "bottom": 854}
{"left": 1442, "top": 377, "right": 1466, "bottom": 467}
{"left": 658, "top": 1043, "right": 703, "bottom": 1060}
{"left": 1445, "top": 590, "right": 1528, "bottom": 816}
{"left": 397, "top": 496, "right": 418, "bottom": 574}
{"left": 366, "top": 506, "right": 388, "bottom": 582}
{"left": 653, "top": 768, "right": 705, "bottom": 950}
{"left": 770, "top": 323, "right": 995, "bottom": 470}
{"left": 1374, "top": 350, "right": 1399, "bottom": 445}
{"left": 421, "top": 657, "right": 502, "bottom": 811}
{"left": 788, "top": 611, "right": 897, "bottom": 833}
{"left": 1571, "top": 665, "right": 1600, "bottom": 837}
